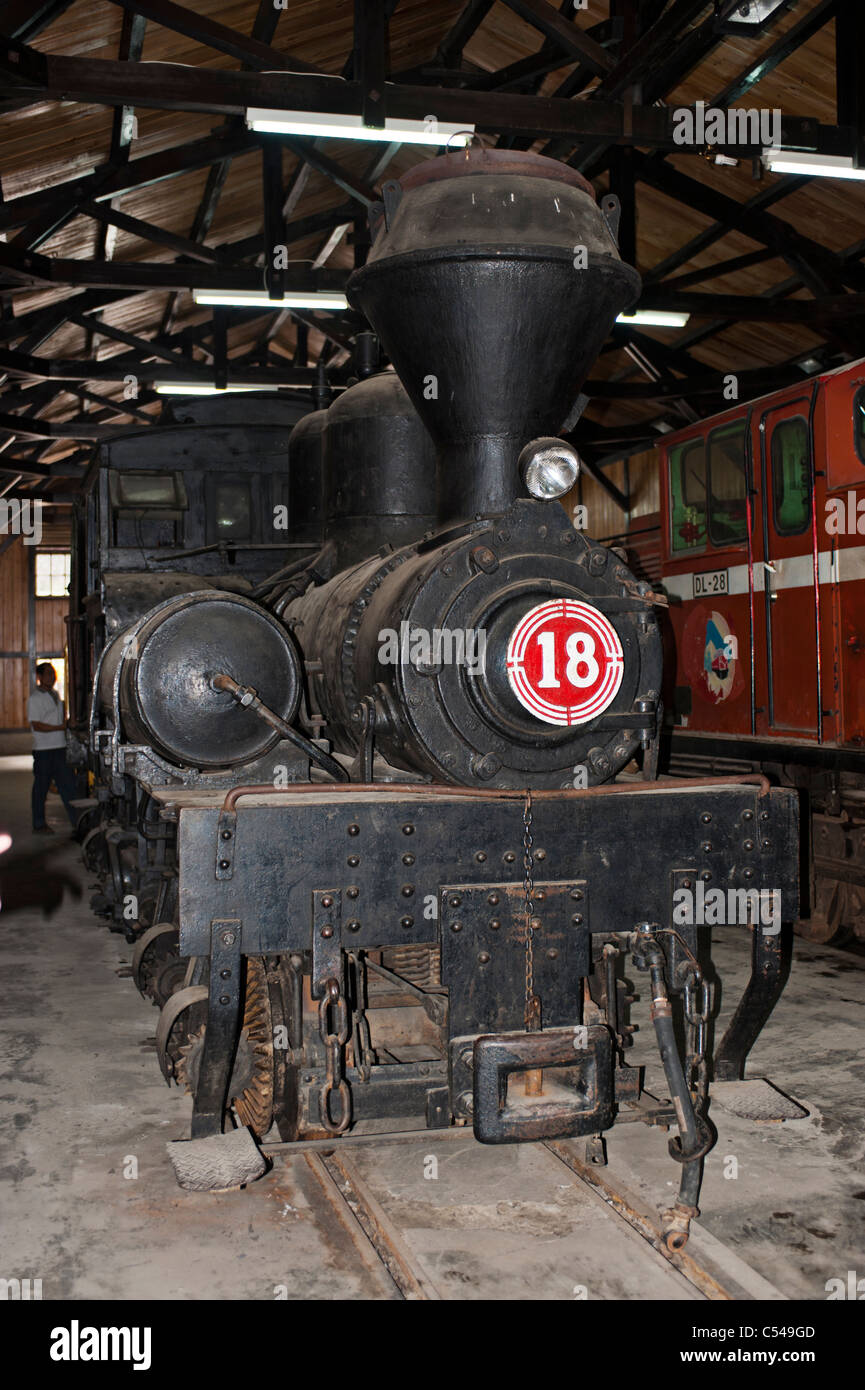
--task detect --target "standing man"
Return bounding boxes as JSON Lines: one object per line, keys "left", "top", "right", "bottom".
{"left": 28, "top": 663, "right": 78, "bottom": 835}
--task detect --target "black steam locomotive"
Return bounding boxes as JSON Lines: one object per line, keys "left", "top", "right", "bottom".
{"left": 74, "top": 149, "right": 799, "bottom": 1250}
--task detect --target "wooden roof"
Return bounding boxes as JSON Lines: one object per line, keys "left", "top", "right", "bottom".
{"left": 0, "top": 0, "right": 862, "bottom": 493}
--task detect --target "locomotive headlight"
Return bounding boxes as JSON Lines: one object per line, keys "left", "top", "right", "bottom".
{"left": 518, "top": 438, "right": 581, "bottom": 499}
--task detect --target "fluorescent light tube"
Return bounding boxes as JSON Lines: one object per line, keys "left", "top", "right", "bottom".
{"left": 616, "top": 310, "right": 690, "bottom": 328}
{"left": 193, "top": 289, "right": 348, "bottom": 310}
{"left": 246, "top": 109, "right": 473, "bottom": 146}
{"left": 762, "top": 151, "right": 865, "bottom": 181}
{"left": 154, "top": 383, "right": 280, "bottom": 396}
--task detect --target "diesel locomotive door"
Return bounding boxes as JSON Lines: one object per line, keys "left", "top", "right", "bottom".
{"left": 755, "top": 395, "right": 819, "bottom": 736}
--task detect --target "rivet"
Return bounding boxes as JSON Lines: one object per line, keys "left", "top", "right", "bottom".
{"left": 490, "top": 919, "right": 501, "bottom": 930}
{"left": 219, "top": 968, "right": 231, "bottom": 980}
{"left": 449, "top": 895, "right": 461, "bottom": 908}
{"left": 402, "top": 853, "right": 415, "bottom": 866}
{"left": 321, "top": 895, "right": 333, "bottom": 909}
{"left": 700, "top": 813, "right": 712, "bottom": 825}
{"left": 760, "top": 812, "right": 769, "bottom": 821}
{"left": 347, "top": 919, "right": 361, "bottom": 932}
{"left": 743, "top": 810, "right": 754, "bottom": 821}
{"left": 534, "top": 889, "right": 546, "bottom": 901}
{"left": 547, "top": 949, "right": 558, "bottom": 960}
{"left": 571, "top": 888, "right": 583, "bottom": 901}
{"left": 488, "top": 893, "right": 499, "bottom": 906}
{"left": 701, "top": 841, "right": 712, "bottom": 853}
{"left": 504, "top": 851, "right": 515, "bottom": 864}
{"left": 535, "top": 849, "right": 546, "bottom": 861}
{"left": 478, "top": 951, "right": 490, "bottom": 964}
{"left": 762, "top": 839, "right": 771, "bottom": 850}
{"left": 401, "top": 884, "right": 415, "bottom": 897}
{"left": 743, "top": 868, "right": 755, "bottom": 881}
{"left": 682, "top": 878, "right": 693, "bottom": 890}
{"left": 572, "top": 914, "right": 583, "bottom": 926}
{"left": 451, "top": 921, "right": 463, "bottom": 933}
{"left": 347, "top": 886, "right": 359, "bottom": 899}
{"left": 221, "top": 829, "right": 232, "bottom": 840}
{"left": 219, "top": 994, "right": 230, "bottom": 1005}
{"left": 221, "top": 930, "right": 235, "bottom": 947}
{"left": 530, "top": 916, "right": 543, "bottom": 931}
{"left": 402, "top": 823, "right": 415, "bottom": 835}
{"left": 400, "top": 916, "right": 414, "bottom": 929}
{"left": 348, "top": 824, "right": 360, "bottom": 836}
{"left": 218, "top": 859, "right": 230, "bottom": 870}
{"left": 475, "top": 851, "right": 487, "bottom": 863}
{"left": 700, "top": 870, "right": 712, "bottom": 882}
{"left": 347, "top": 854, "right": 360, "bottom": 867}
{"left": 743, "top": 839, "right": 755, "bottom": 851}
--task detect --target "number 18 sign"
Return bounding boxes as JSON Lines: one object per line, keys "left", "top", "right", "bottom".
{"left": 506, "top": 599, "right": 624, "bottom": 726}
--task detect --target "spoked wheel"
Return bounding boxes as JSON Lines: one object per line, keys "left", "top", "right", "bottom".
{"left": 132, "top": 922, "right": 184, "bottom": 1005}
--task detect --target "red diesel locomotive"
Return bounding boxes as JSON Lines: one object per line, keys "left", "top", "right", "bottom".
{"left": 629, "top": 359, "right": 865, "bottom": 943}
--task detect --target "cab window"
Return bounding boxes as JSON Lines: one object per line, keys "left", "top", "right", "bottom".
{"left": 206, "top": 478, "right": 252, "bottom": 544}
{"left": 670, "top": 439, "right": 706, "bottom": 553}
{"left": 771, "top": 417, "right": 810, "bottom": 536}
{"left": 707, "top": 422, "right": 747, "bottom": 546}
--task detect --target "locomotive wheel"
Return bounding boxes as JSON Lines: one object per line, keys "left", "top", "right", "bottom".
{"left": 131, "top": 922, "right": 181, "bottom": 1003}
{"left": 152, "top": 956, "right": 189, "bottom": 1008}
{"left": 176, "top": 958, "right": 276, "bottom": 1139}
{"left": 155, "top": 985, "right": 208, "bottom": 1085}
{"left": 796, "top": 877, "right": 853, "bottom": 946}
{"left": 81, "top": 824, "right": 109, "bottom": 878}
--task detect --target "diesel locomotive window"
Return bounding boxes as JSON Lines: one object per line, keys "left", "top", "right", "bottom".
{"left": 707, "top": 422, "right": 748, "bottom": 547}
{"left": 669, "top": 439, "right": 707, "bottom": 553}
{"left": 109, "top": 471, "right": 187, "bottom": 548}
{"left": 206, "top": 479, "right": 253, "bottom": 544}
{"left": 771, "top": 416, "right": 811, "bottom": 536}
{"left": 854, "top": 386, "right": 865, "bottom": 464}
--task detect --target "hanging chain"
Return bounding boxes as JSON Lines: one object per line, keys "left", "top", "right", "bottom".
{"left": 318, "top": 977, "right": 351, "bottom": 1134}
{"left": 683, "top": 973, "right": 710, "bottom": 1112}
{"left": 522, "top": 789, "right": 540, "bottom": 1031}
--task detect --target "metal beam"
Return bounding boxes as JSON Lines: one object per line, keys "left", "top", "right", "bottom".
{"left": 498, "top": 0, "right": 613, "bottom": 76}
{"left": 103, "top": 0, "right": 324, "bottom": 75}
{"left": 0, "top": 129, "right": 260, "bottom": 235}
{"left": 5, "top": 53, "right": 842, "bottom": 156}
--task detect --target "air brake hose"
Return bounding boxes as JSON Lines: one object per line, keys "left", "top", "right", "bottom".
{"left": 210, "top": 673, "right": 350, "bottom": 783}
{"left": 646, "top": 953, "right": 711, "bottom": 1247}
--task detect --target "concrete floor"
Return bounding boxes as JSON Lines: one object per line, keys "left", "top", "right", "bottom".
{"left": 1, "top": 752, "right": 863, "bottom": 1300}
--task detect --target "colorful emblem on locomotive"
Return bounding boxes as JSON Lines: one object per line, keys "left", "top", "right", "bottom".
{"left": 506, "top": 598, "right": 624, "bottom": 726}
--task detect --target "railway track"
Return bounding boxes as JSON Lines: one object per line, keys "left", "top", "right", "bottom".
{"left": 264, "top": 1128, "right": 786, "bottom": 1302}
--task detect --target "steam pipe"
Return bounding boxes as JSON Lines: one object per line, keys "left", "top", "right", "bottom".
{"left": 210, "top": 673, "right": 349, "bottom": 783}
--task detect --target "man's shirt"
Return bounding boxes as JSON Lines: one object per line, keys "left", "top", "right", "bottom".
{"left": 28, "top": 688, "right": 66, "bottom": 751}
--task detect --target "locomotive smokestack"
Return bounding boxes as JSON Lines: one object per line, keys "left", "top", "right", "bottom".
{"left": 347, "top": 149, "right": 641, "bottom": 526}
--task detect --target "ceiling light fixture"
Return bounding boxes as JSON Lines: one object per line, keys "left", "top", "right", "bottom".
{"left": 245, "top": 109, "right": 473, "bottom": 145}
{"left": 616, "top": 310, "right": 691, "bottom": 328}
{"left": 762, "top": 150, "right": 865, "bottom": 181}
{"left": 154, "top": 383, "right": 280, "bottom": 396}
{"left": 192, "top": 289, "right": 349, "bottom": 310}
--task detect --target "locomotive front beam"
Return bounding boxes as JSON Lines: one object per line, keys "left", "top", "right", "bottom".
{"left": 174, "top": 776, "right": 799, "bottom": 1132}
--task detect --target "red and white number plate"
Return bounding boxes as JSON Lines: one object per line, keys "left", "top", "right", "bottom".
{"left": 506, "top": 598, "right": 624, "bottom": 726}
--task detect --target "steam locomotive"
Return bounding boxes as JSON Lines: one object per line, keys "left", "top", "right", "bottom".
{"left": 74, "top": 149, "right": 800, "bottom": 1251}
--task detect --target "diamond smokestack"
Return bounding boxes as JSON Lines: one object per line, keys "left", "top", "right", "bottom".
{"left": 347, "top": 149, "right": 641, "bottom": 526}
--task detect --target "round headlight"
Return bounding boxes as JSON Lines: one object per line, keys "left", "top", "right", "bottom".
{"left": 518, "top": 438, "right": 581, "bottom": 500}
